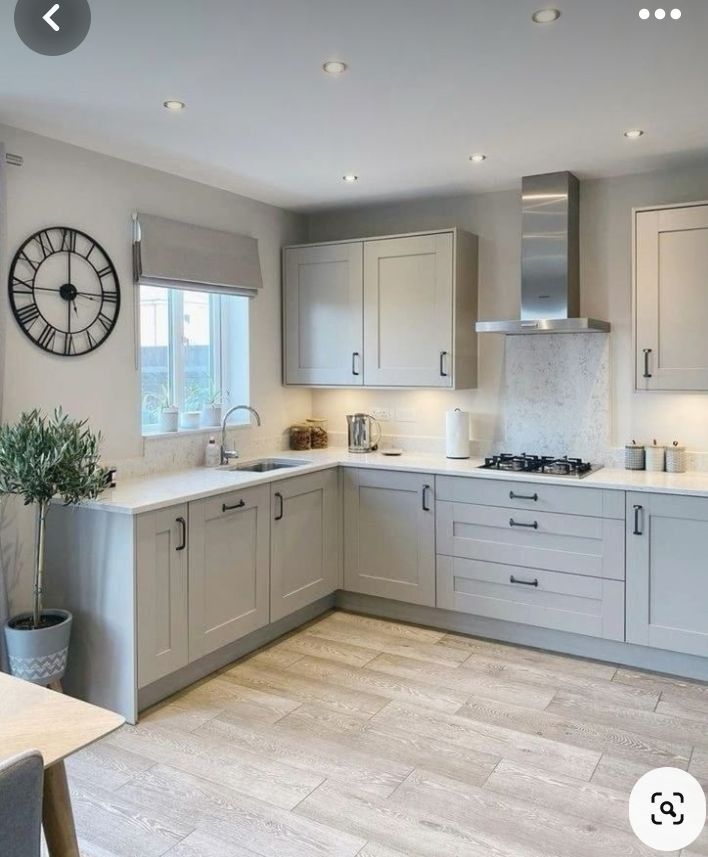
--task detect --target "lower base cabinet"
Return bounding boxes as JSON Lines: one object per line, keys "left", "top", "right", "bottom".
{"left": 344, "top": 468, "right": 435, "bottom": 606}
{"left": 188, "top": 484, "right": 270, "bottom": 661}
{"left": 435, "top": 478, "right": 626, "bottom": 641}
{"left": 271, "top": 469, "right": 341, "bottom": 622}
{"left": 627, "top": 491, "right": 708, "bottom": 657}
{"left": 136, "top": 504, "right": 189, "bottom": 687}
{"left": 437, "top": 556, "right": 624, "bottom": 640}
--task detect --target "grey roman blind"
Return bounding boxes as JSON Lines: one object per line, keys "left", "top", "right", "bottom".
{"left": 133, "top": 212, "right": 263, "bottom": 296}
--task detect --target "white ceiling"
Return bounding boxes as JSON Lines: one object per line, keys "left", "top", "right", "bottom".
{"left": 1, "top": 0, "right": 707, "bottom": 211}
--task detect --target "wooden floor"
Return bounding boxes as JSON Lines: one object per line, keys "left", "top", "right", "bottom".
{"left": 59, "top": 610, "right": 708, "bottom": 857}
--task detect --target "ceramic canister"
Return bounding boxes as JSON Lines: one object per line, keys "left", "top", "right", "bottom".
{"left": 645, "top": 442, "right": 666, "bottom": 472}
{"left": 666, "top": 442, "right": 686, "bottom": 473}
{"left": 625, "top": 442, "right": 646, "bottom": 471}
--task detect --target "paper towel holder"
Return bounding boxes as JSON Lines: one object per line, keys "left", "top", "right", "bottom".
{"left": 446, "top": 408, "right": 470, "bottom": 460}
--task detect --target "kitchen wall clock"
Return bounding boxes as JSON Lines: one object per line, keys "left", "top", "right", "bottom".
{"left": 8, "top": 226, "right": 120, "bottom": 356}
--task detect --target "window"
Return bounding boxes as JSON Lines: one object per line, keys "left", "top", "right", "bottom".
{"left": 139, "top": 286, "right": 249, "bottom": 432}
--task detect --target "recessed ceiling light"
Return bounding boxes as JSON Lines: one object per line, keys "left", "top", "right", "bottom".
{"left": 342, "top": 174, "right": 359, "bottom": 183}
{"left": 624, "top": 128, "right": 645, "bottom": 138}
{"left": 323, "top": 60, "right": 348, "bottom": 75}
{"left": 532, "top": 8, "right": 561, "bottom": 23}
{"left": 469, "top": 153, "right": 487, "bottom": 163}
{"left": 163, "top": 100, "right": 186, "bottom": 111}
{"left": 654, "top": 8, "right": 666, "bottom": 18}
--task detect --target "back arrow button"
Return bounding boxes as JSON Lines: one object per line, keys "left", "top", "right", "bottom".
{"left": 14, "top": 0, "right": 91, "bottom": 55}
{"left": 43, "top": 4, "right": 61, "bottom": 31}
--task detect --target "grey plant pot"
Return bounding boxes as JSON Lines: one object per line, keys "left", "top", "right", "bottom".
{"left": 3, "top": 610, "right": 72, "bottom": 685}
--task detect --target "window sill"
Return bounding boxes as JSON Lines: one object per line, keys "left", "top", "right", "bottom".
{"left": 142, "top": 424, "right": 250, "bottom": 441}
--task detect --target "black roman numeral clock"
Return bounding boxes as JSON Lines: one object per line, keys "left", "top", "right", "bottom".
{"left": 9, "top": 227, "right": 120, "bottom": 356}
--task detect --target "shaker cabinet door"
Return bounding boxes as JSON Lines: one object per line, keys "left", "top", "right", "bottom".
{"left": 270, "top": 469, "right": 341, "bottom": 622}
{"left": 188, "top": 485, "right": 270, "bottom": 661}
{"left": 635, "top": 204, "right": 708, "bottom": 390}
{"left": 344, "top": 468, "right": 435, "bottom": 606}
{"left": 284, "top": 243, "right": 364, "bottom": 386}
{"left": 136, "top": 505, "right": 189, "bottom": 688}
{"left": 363, "top": 233, "right": 454, "bottom": 387}
{"left": 627, "top": 492, "right": 708, "bottom": 657}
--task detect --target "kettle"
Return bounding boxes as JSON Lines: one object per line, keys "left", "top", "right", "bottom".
{"left": 346, "top": 413, "right": 382, "bottom": 453}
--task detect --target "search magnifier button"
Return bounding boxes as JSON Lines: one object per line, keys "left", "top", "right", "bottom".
{"left": 661, "top": 801, "right": 677, "bottom": 818}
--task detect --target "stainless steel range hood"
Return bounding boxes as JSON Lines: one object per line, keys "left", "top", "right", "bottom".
{"left": 476, "top": 171, "right": 610, "bottom": 334}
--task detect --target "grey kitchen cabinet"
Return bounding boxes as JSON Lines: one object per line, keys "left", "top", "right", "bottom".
{"left": 283, "top": 242, "right": 364, "bottom": 386}
{"left": 437, "top": 556, "right": 625, "bottom": 640}
{"left": 283, "top": 229, "right": 478, "bottom": 390}
{"left": 270, "top": 469, "right": 341, "bottom": 622}
{"left": 363, "top": 231, "right": 477, "bottom": 388}
{"left": 344, "top": 468, "right": 435, "bottom": 606}
{"left": 635, "top": 203, "right": 708, "bottom": 390}
{"left": 136, "top": 504, "right": 189, "bottom": 688}
{"left": 188, "top": 484, "right": 270, "bottom": 661}
{"left": 627, "top": 492, "right": 708, "bottom": 657}
{"left": 436, "top": 476, "right": 625, "bottom": 641}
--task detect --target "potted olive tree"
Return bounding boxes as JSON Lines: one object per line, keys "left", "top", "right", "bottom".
{"left": 0, "top": 409, "right": 109, "bottom": 685}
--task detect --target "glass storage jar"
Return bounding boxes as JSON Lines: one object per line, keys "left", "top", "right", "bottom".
{"left": 307, "top": 418, "right": 328, "bottom": 449}
{"left": 289, "top": 424, "right": 312, "bottom": 451}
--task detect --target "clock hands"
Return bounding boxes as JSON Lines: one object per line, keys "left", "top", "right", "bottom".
{"left": 31, "top": 286, "right": 103, "bottom": 301}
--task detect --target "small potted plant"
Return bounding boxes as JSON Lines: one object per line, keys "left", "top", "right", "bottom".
{"left": 0, "top": 409, "right": 109, "bottom": 685}
{"left": 181, "top": 380, "right": 204, "bottom": 430}
{"left": 201, "top": 386, "right": 229, "bottom": 428}
{"left": 143, "top": 386, "right": 179, "bottom": 433}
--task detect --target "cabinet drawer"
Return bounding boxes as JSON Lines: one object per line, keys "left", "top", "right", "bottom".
{"left": 436, "top": 501, "right": 625, "bottom": 580}
{"left": 436, "top": 475, "right": 622, "bottom": 519}
{"left": 437, "top": 555, "right": 624, "bottom": 641}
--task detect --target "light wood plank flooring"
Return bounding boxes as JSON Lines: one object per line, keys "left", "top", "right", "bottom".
{"left": 58, "top": 610, "right": 708, "bottom": 857}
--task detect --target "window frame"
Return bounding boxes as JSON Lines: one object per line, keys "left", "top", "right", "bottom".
{"left": 139, "top": 286, "right": 234, "bottom": 434}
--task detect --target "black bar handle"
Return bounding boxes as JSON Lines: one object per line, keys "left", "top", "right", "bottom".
{"left": 509, "top": 518, "right": 538, "bottom": 529}
{"left": 422, "top": 484, "right": 432, "bottom": 512}
{"left": 222, "top": 500, "right": 246, "bottom": 513}
{"left": 509, "top": 490, "right": 538, "bottom": 502}
{"left": 633, "top": 504, "right": 643, "bottom": 536}
{"left": 643, "top": 348, "right": 652, "bottom": 379}
{"left": 439, "top": 351, "right": 449, "bottom": 377}
{"left": 176, "top": 517, "right": 187, "bottom": 551}
{"left": 352, "top": 352, "right": 360, "bottom": 376}
{"left": 510, "top": 575, "right": 539, "bottom": 587}
{"left": 275, "top": 492, "right": 284, "bottom": 521}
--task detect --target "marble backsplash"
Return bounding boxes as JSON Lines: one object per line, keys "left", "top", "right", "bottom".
{"left": 500, "top": 333, "right": 611, "bottom": 462}
{"left": 113, "top": 334, "right": 708, "bottom": 478}
{"left": 114, "top": 428, "right": 290, "bottom": 480}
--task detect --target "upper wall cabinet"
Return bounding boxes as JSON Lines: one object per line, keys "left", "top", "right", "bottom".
{"left": 284, "top": 242, "right": 364, "bottom": 386}
{"left": 635, "top": 203, "right": 708, "bottom": 391}
{"left": 283, "top": 229, "right": 478, "bottom": 389}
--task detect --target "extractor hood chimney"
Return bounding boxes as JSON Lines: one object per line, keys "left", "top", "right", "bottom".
{"left": 476, "top": 171, "right": 610, "bottom": 334}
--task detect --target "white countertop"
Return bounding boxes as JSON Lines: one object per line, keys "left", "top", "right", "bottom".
{"left": 80, "top": 449, "right": 708, "bottom": 515}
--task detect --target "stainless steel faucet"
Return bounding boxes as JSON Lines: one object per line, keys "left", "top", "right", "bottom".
{"left": 221, "top": 405, "right": 262, "bottom": 465}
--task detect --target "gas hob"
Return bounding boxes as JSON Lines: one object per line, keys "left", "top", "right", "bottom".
{"left": 479, "top": 453, "right": 602, "bottom": 479}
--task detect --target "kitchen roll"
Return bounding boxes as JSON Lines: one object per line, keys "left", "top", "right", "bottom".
{"left": 446, "top": 409, "right": 470, "bottom": 459}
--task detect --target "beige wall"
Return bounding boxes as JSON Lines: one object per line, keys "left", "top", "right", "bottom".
{"left": 0, "top": 124, "right": 310, "bottom": 613}
{"left": 307, "top": 160, "right": 708, "bottom": 452}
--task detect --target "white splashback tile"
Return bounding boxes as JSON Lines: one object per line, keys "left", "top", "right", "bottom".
{"left": 501, "top": 334, "right": 610, "bottom": 462}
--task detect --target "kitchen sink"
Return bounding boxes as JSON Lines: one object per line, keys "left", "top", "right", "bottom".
{"left": 220, "top": 458, "right": 309, "bottom": 473}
